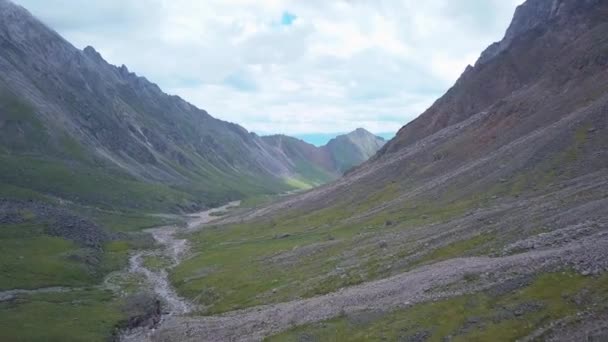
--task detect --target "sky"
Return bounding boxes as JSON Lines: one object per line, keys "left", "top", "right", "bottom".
{"left": 14, "top": 0, "right": 523, "bottom": 145}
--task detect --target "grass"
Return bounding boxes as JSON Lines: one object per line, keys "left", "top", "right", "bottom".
{"left": 0, "top": 223, "right": 94, "bottom": 290}
{"left": 0, "top": 221, "right": 141, "bottom": 291}
{"left": 0, "top": 90, "right": 49, "bottom": 152}
{"left": 267, "top": 272, "right": 608, "bottom": 341}
{"left": 169, "top": 130, "right": 593, "bottom": 315}
{"left": 0, "top": 218, "right": 155, "bottom": 340}
{"left": 414, "top": 233, "right": 495, "bottom": 267}
{"left": 143, "top": 255, "right": 172, "bottom": 271}
{"left": 240, "top": 195, "right": 276, "bottom": 208}
{"left": 0, "top": 154, "right": 198, "bottom": 212}
{"left": 284, "top": 177, "right": 316, "bottom": 190}
{"left": 0, "top": 182, "right": 54, "bottom": 203}
{"left": 169, "top": 192, "right": 492, "bottom": 314}
{"left": 90, "top": 209, "right": 181, "bottom": 232}
{"left": 0, "top": 289, "right": 125, "bottom": 342}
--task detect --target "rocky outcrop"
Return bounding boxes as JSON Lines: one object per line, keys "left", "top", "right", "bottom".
{"left": 0, "top": 199, "right": 109, "bottom": 248}
{"left": 375, "top": 0, "right": 608, "bottom": 158}
{"left": 477, "top": 0, "right": 602, "bottom": 65}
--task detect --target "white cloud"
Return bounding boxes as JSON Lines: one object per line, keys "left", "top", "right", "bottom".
{"left": 14, "top": 0, "right": 524, "bottom": 135}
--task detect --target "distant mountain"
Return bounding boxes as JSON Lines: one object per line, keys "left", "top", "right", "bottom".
{"left": 0, "top": 0, "right": 383, "bottom": 211}
{"left": 324, "top": 128, "right": 386, "bottom": 173}
{"left": 262, "top": 128, "right": 386, "bottom": 186}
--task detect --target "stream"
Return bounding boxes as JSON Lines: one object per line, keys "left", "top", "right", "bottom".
{"left": 119, "top": 201, "right": 240, "bottom": 341}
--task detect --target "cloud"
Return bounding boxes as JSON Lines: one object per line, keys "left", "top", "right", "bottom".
{"left": 13, "top": 0, "right": 524, "bottom": 136}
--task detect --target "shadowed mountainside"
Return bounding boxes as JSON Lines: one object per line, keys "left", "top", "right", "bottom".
{"left": 0, "top": 0, "right": 382, "bottom": 212}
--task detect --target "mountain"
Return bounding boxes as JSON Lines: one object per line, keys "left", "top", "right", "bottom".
{"left": 0, "top": 0, "right": 383, "bottom": 212}
{"left": 262, "top": 128, "right": 386, "bottom": 186}
{"left": 0, "top": 2, "right": 388, "bottom": 339}
{"left": 161, "top": 0, "right": 608, "bottom": 340}
{"left": 324, "top": 128, "right": 386, "bottom": 173}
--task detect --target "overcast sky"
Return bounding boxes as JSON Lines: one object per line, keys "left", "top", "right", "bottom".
{"left": 14, "top": 0, "right": 523, "bottom": 143}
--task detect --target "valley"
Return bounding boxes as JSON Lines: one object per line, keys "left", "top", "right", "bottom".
{"left": 1, "top": 0, "right": 608, "bottom": 341}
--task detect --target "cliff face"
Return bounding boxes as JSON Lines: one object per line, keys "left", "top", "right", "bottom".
{"left": 376, "top": 0, "right": 606, "bottom": 158}
{"left": 478, "top": 0, "right": 601, "bottom": 65}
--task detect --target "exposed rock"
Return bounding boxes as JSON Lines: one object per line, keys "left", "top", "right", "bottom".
{"left": 0, "top": 199, "right": 109, "bottom": 248}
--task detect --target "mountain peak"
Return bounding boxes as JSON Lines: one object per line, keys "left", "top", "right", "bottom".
{"left": 347, "top": 128, "right": 385, "bottom": 141}
{"left": 477, "top": 0, "right": 601, "bottom": 65}
{"left": 83, "top": 45, "right": 106, "bottom": 64}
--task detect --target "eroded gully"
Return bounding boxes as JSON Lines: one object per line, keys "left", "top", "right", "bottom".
{"left": 119, "top": 201, "right": 240, "bottom": 341}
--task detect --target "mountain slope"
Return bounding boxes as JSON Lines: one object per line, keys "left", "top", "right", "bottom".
{"left": 166, "top": 0, "right": 608, "bottom": 339}
{"left": 0, "top": 0, "right": 338, "bottom": 211}
{"left": 262, "top": 128, "right": 386, "bottom": 186}
{"left": 324, "top": 128, "right": 386, "bottom": 173}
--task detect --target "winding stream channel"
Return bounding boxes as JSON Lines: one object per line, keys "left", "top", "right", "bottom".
{"left": 120, "top": 201, "right": 240, "bottom": 341}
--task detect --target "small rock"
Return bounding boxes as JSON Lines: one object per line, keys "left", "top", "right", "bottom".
{"left": 587, "top": 127, "right": 597, "bottom": 133}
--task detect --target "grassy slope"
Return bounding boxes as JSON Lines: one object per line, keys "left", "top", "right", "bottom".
{"left": 268, "top": 272, "right": 608, "bottom": 341}
{"left": 0, "top": 88, "right": 296, "bottom": 342}
{"left": 0, "top": 88, "right": 294, "bottom": 212}
{"left": 0, "top": 202, "right": 173, "bottom": 341}
{"left": 169, "top": 125, "right": 604, "bottom": 314}
{"left": 170, "top": 192, "right": 493, "bottom": 314}
{"left": 0, "top": 289, "right": 125, "bottom": 342}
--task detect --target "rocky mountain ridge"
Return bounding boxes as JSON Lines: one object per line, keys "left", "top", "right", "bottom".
{"left": 0, "top": 0, "right": 383, "bottom": 210}
{"left": 262, "top": 128, "right": 386, "bottom": 183}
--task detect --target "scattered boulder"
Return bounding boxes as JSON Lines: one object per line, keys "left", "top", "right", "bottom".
{"left": 119, "top": 292, "right": 163, "bottom": 331}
